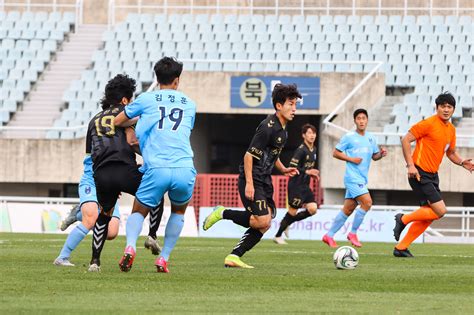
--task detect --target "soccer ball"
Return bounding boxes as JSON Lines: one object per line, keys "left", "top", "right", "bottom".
{"left": 333, "top": 246, "right": 359, "bottom": 270}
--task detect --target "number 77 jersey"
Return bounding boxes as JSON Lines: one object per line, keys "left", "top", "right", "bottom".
{"left": 124, "top": 89, "right": 196, "bottom": 169}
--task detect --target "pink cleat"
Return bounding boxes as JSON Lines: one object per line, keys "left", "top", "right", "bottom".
{"left": 322, "top": 234, "right": 338, "bottom": 248}
{"left": 347, "top": 232, "right": 362, "bottom": 247}
{"left": 119, "top": 246, "right": 136, "bottom": 272}
{"left": 155, "top": 256, "right": 169, "bottom": 273}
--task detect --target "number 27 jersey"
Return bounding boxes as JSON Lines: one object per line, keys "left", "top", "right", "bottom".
{"left": 124, "top": 89, "right": 196, "bottom": 169}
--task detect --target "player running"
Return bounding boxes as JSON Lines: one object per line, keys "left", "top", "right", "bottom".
{"left": 322, "top": 109, "right": 387, "bottom": 248}
{"left": 393, "top": 92, "right": 473, "bottom": 257}
{"left": 274, "top": 123, "right": 320, "bottom": 244}
{"left": 203, "top": 84, "right": 300, "bottom": 268}
{"left": 115, "top": 57, "right": 197, "bottom": 273}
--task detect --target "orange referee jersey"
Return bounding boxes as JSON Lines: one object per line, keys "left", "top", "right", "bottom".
{"left": 410, "top": 115, "right": 456, "bottom": 173}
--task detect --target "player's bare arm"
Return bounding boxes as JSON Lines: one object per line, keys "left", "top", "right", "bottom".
{"left": 446, "top": 148, "right": 474, "bottom": 173}
{"left": 372, "top": 146, "right": 387, "bottom": 161}
{"left": 401, "top": 132, "right": 420, "bottom": 179}
{"left": 114, "top": 112, "right": 138, "bottom": 127}
{"left": 124, "top": 127, "right": 141, "bottom": 155}
{"left": 243, "top": 152, "right": 255, "bottom": 201}
{"left": 275, "top": 158, "right": 299, "bottom": 177}
{"left": 333, "top": 148, "right": 362, "bottom": 164}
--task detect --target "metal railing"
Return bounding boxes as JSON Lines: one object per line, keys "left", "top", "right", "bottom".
{"left": 0, "top": 0, "right": 84, "bottom": 30}
{"left": 107, "top": 0, "right": 473, "bottom": 27}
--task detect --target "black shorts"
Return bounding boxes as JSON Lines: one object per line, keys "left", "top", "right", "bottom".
{"left": 94, "top": 162, "right": 143, "bottom": 213}
{"left": 408, "top": 165, "right": 442, "bottom": 207}
{"left": 238, "top": 176, "right": 276, "bottom": 217}
{"left": 288, "top": 182, "right": 316, "bottom": 209}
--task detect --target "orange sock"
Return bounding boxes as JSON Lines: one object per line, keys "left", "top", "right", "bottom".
{"left": 396, "top": 220, "right": 432, "bottom": 250}
{"left": 401, "top": 206, "right": 439, "bottom": 224}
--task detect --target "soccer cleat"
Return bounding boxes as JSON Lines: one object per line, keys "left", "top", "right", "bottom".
{"left": 347, "top": 232, "right": 362, "bottom": 247}
{"left": 88, "top": 258, "right": 101, "bottom": 272}
{"left": 393, "top": 247, "right": 414, "bottom": 258}
{"left": 60, "top": 204, "right": 81, "bottom": 231}
{"left": 393, "top": 213, "right": 407, "bottom": 241}
{"left": 119, "top": 246, "right": 136, "bottom": 272}
{"left": 144, "top": 236, "right": 162, "bottom": 256}
{"left": 224, "top": 254, "right": 254, "bottom": 269}
{"left": 202, "top": 205, "right": 225, "bottom": 231}
{"left": 322, "top": 234, "right": 338, "bottom": 248}
{"left": 53, "top": 257, "right": 75, "bottom": 267}
{"left": 273, "top": 236, "right": 288, "bottom": 245}
{"left": 155, "top": 256, "right": 169, "bottom": 273}
{"left": 283, "top": 227, "right": 290, "bottom": 238}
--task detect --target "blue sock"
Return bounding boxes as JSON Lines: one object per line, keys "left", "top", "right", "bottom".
{"left": 76, "top": 208, "right": 83, "bottom": 222}
{"left": 161, "top": 213, "right": 184, "bottom": 261}
{"left": 351, "top": 208, "right": 367, "bottom": 234}
{"left": 126, "top": 213, "right": 144, "bottom": 251}
{"left": 327, "top": 211, "right": 349, "bottom": 237}
{"left": 58, "top": 223, "right": 89, "bottom": 259}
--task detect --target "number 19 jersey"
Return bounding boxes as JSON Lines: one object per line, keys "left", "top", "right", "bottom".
{"left": 124, "top": 89, "right": 196, "bottom": 169}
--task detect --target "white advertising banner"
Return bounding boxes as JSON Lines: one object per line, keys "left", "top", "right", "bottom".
{"left": 1, "top": 203, "right": 198, "bottom": 237}
{"left": 198, "top": 207, "right": 422, "bottom": 243}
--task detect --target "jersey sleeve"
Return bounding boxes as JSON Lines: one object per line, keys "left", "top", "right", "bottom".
{"left": 335, "top": 134, "right": 350, "bottom": 152}
{"left": 449, "top": 127, "right": 456, "bottom": 151}
{"left": 247, "top": 122, "right": 272, "bottom": 160}
{"left": 289, "top": 147, "right": 305, "bottom": 168}
{"left": 371, "top": 135, "right": 380, "bottom": 155}
{"left": 124, "top": 94, "right": 146, "bottom": 119}
{"left": 409, "top": 119, "right": 430, "bottom": 139}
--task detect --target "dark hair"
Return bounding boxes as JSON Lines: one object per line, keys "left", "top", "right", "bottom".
{"left": 100, "top": 74, "right": 136, "bottom": 110}
{"left": 435, "top": 92, "right": 456, "bottom": 108}
{"left": 271, "top": 83, "right": 302, "bottom": 110}
{"left": 154, "top": 56, "right": 183, "bottom": 85}
{"left": 302, "top": 123, "right": 316, "bottom": 135}
{"left": 353, "top": 108, "right": 368, "bottom": 119}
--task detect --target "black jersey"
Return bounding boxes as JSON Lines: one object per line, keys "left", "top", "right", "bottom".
{"left": 288, "top": 143, "right": 317, "bottom": 187}
{"left": 85, "top": 105, "right": 137, "bottom": 172}
{"left": 239, "top": 114, "right": 287, "bottom": 182}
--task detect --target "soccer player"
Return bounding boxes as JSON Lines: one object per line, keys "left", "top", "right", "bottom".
{"left": 115, "top": 57, "right": 197, "bottom": 273}
{"left": 85, "top": 74, "right": 145, "bottom": 271}
{"left": 322, "top": 109, "right": 387, "bottom": 248}
{"left": 53, "top": 155, "right": 121, "bottom": 267}
{"left": 393, "top": 92, "right": 473, "bottom": 257}
{"left": 203, "top": 84, "right": 300, "bottom": 268}
{"left": 274, "top": 123, "right": 320, "bottom": 244}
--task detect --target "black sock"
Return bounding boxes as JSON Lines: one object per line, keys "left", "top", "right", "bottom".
{"left": 231, "top": 228, "right": 264, "bottom": 257}
{"left": 293, "top": 209, "right": 312, "bottom": 222}
{"left": 275, "top": 213, "right": 296, "bottom": 237}
{"left": 148, "top": 197, "right": 164, "bottom": 239}
{"left": 91, "top": 213, "right": 111, "bottom": 262}
{"left": 223, "top": 209, "right": 251, "bottom": 228}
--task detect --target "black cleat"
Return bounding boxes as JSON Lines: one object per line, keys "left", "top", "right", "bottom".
{"left": 88, "top": 258, "right": 101, "bottom": 272}
{"left": 393, "top": 247, "right": 414, "bottom": 258}
{"left": 393, "top": 213, "right": 407, "bottom": 241}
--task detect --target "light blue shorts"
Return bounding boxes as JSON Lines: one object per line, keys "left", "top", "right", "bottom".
{"left": 136, "top": 167, "right": 197, "bottom": 209}
{"left": 344, "top": 182, "right": 369, "bottom": 200}
{"left": 78, "top": 175, "right": 120, "bottom": 218}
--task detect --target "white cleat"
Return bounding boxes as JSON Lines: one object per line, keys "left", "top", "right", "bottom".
{"left": 88, "top": 263, "right": 101, "bottom": 272}
{"left": 60, "top": 204, "right": 80, "bottom": 231}
{"left": 144, "top": 236, "right": 162, "bottom": 255}
{"left": 53, "top": 257, "right": 75, "bottom": 267}
{"left": 273, "top": 236, "right": 288, "bottom": 245}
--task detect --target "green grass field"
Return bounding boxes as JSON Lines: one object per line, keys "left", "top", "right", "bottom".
{"left": 1, "top": 233, "right": 473, "bottom": 314}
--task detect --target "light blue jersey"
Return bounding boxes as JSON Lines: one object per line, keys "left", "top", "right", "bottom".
{"left": 335, "top": 131, "right": 379, "bottom": 185}
{"left": 125, "top": 89, "right": 196, "bottom": 170}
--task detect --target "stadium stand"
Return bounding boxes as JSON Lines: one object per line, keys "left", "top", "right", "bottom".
{"left": 0, "top": 11, "right": 75, "bottom": 124}
{"left": 48, "top": 13, "right": 473, "bottom": 142}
